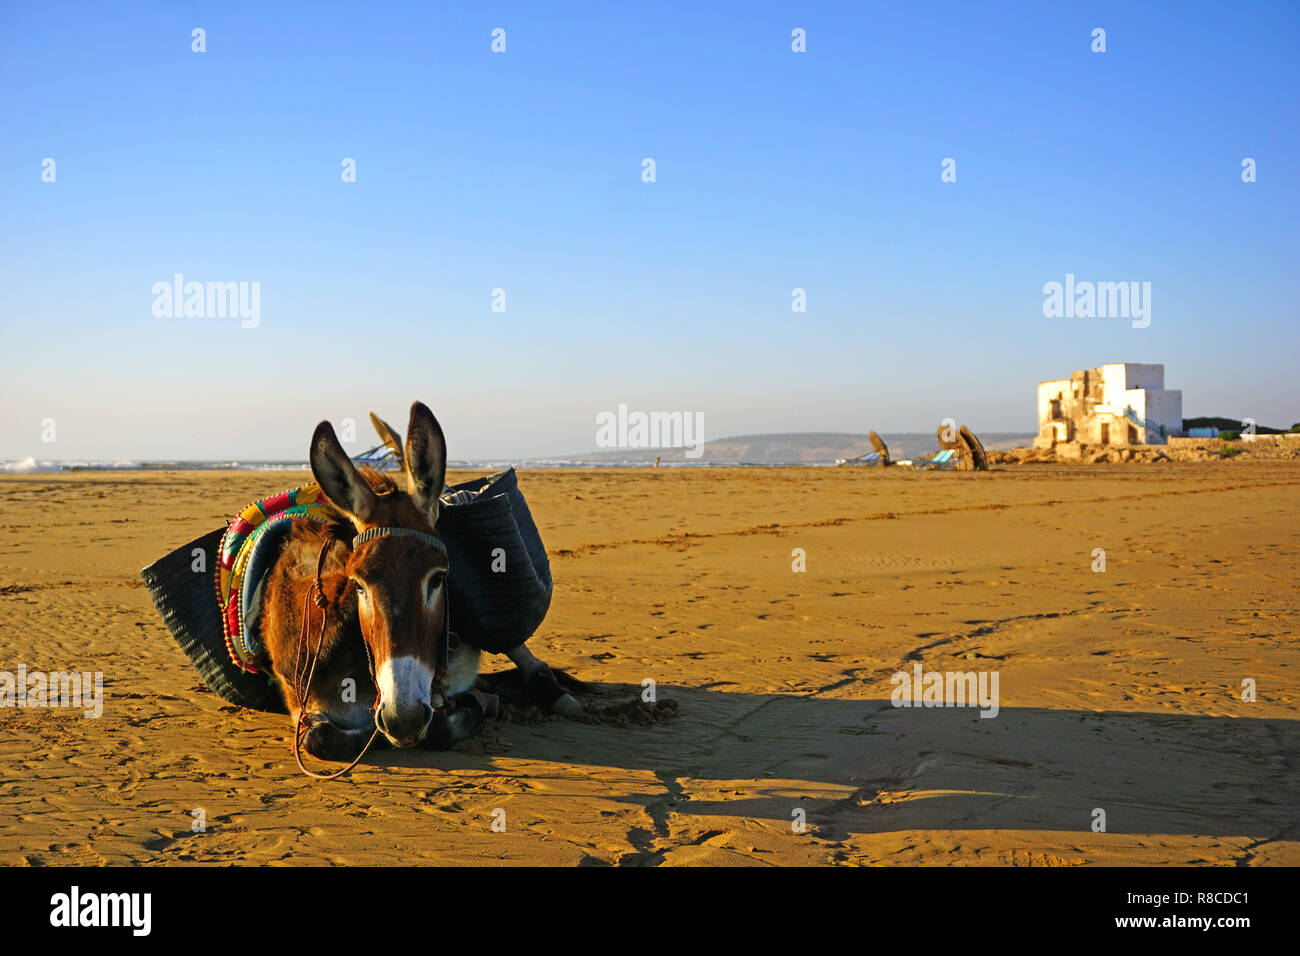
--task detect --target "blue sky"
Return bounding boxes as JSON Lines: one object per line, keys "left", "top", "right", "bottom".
{"left": 2, "top": 1, "right": 1297, "bottom": 460}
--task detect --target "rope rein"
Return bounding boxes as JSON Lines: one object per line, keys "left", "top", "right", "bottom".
{"left": 292, "top": 536, "right": 382, "bottom": 781}
{"left": 290, "top": 528, "right": 450, "bottom": 781}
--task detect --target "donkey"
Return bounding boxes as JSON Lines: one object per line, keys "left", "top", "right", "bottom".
{"left": 258, "top": 402, "right": 492, "bottom": 767}
{"left": 365, "top": 410, "right": 582, "bottom": 719}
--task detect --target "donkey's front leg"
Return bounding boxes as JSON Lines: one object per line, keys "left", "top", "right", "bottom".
{"left": 505, "top": 645, "right": 582, "bottom": 717}
{"left": 422, "top": 689, "right": 499, "bottom": 750}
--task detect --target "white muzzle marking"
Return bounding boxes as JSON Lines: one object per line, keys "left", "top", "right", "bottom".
{"left": 377, "top": 655, "right": 434, "bottom": 712}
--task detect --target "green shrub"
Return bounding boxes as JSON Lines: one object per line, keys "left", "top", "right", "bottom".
{"left": 1219, "top": 430, "right": 1240, "bottom": 441}
{"left": 1221, "top": 446, "right": 1243, "bottom": 459}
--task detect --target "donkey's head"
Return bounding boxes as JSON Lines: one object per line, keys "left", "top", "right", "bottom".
{"left": 309, "top": 401, "right": 449, "bottom": 748}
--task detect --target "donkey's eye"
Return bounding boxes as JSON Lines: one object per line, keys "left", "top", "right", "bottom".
{"left": 427, "top": 573, "right": 446, "bottom": 594}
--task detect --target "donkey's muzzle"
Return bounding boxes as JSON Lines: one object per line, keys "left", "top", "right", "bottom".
{"left": 376, "top": 701, "right": 434, "bottom": 747}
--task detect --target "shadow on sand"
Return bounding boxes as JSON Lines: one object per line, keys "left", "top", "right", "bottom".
{"left": 361, "top": 680, "right": 1299, "bottom": 842}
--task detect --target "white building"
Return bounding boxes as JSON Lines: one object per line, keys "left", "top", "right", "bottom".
{"left": 1035, "top": 363, "right": 1183, "bottom": 449}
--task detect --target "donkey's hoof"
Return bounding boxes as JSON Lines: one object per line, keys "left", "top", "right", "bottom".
{"left": 549, "top": 692, "right": 582, "bottom": 718}
{"left": 524, "top": 666, "right": 581, "bottom": 717}
{"left": 421, "top": 697, "right": 493, "bottom": 751}
{"left": 471, "top": 689, "right": 499, "bottom": 720}
{"left": 302, "top": 721, "right": 368, "bottom": 762}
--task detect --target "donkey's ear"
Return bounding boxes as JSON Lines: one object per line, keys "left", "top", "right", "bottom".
{"left": 310, "top": 420, "right": 378, "bottom": 527}
{"left": 368, "top": 412, "right": 404, "bottom": 467}
{"left": 404, "top": 402, "right": 447, "bottom": 517}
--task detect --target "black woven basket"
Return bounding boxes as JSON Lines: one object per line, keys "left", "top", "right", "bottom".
{"left": 140, "top": 468, "right": 553, "bottom": 712}
{"left": 436, "top": 469, "right": 552, "bottom": 656}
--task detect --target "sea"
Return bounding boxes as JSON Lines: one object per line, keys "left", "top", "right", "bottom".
{"left": 1, "top": 434, "right": 1036, "bottom": 473}
{"left": 2, "top": 457, "right": 849, "bottom": 473}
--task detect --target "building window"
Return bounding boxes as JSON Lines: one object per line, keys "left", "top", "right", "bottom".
{"left": 1100, "top": 423, "right": 1110, "bottom": 445}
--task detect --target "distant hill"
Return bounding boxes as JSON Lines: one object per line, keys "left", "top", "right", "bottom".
{"left": 550, "top": 431, "right": 1037, "bottom": 464}
{"left": 1184, "top": 417, "right": 1295, "bottom": 435}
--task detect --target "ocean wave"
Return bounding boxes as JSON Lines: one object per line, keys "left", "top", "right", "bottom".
{"left": 1, "top": 458, "right": 142, "bottom": 473}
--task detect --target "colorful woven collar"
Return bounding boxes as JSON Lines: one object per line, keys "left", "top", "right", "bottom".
{"left": 216, "top": 484, "right": 330, "bottom": 673}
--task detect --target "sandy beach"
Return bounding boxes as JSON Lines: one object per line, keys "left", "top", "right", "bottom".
{"left": 1, "top": 463, "right": 1296, "bottom": 866}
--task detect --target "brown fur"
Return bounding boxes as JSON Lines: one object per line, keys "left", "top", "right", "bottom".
{"left": 258, "top": 410, "right": 452, "bottom": 761}
{"left": 251, "top": 402, "right": 574, "bottom": 765}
